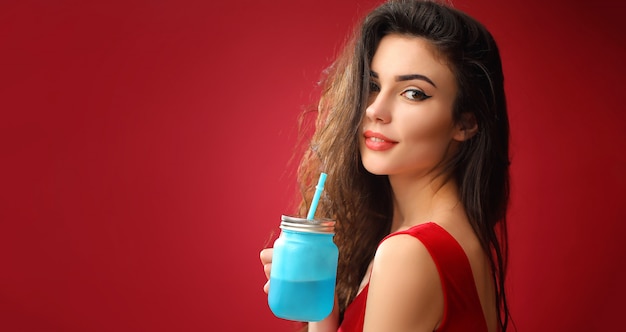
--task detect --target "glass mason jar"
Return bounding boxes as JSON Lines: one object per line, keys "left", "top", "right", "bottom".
{"left": 268, "top": 215, "right": 339, "bottom": 322}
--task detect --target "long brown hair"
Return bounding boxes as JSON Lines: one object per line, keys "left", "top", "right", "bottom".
{"left": 296, "top": 0, "right": 511, "bottom": 330}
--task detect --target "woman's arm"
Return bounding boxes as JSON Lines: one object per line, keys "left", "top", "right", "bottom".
{"left": 363, "top": 234, "right": 444, "bottom": 332}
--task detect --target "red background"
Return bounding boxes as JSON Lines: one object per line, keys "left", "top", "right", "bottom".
{"left": 1, "top": 0, "right": 625, "bottom": 331}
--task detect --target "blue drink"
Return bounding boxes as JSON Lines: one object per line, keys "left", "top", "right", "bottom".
{"left": 268, "top": 216, "right": 338, "bottom": 322}
{"left": 268, "top": 278, "right": 336, "bottom": 321}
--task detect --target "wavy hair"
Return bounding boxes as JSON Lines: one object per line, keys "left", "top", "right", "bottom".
{"left": 296, "top": 0, "right": 511, "bottom": 330}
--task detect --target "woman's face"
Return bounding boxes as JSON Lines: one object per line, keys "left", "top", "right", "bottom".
{"left": 360, "top": 34, "right": 464, "bottom": 178}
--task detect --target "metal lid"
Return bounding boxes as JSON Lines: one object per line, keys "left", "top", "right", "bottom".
{"left": 280, "top": 215, "right": 335, "bottom": 233}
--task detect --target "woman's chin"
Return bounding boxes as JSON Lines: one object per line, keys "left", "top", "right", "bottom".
{"left": 362, "top": 163, "right": 390, "bottom": 176}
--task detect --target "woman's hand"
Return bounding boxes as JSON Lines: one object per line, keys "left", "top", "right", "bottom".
{"left": 260, "top": 248, "right": 273, "bottom": 294}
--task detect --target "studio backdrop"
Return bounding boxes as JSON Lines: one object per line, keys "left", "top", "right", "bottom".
{"left": 1, "top": 0, "right": 624, "bottom": 331}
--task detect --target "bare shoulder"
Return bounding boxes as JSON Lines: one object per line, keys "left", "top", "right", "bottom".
{"left": 363, "top": 233, "right": 443, "bottom": 332}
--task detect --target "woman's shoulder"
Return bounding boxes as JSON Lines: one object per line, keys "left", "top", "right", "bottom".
{"left": 376, "top": 224, "right": 437, "bottom": 265}
{"left": 380, "top": 221, "right": 458, "bottom": 249}
{"left": 380, "top": 220, "right": 482, "bottom": 275}
{"left": 372, "top": 222, "right": 449, "bottom": 287}
{"left": 364, "top": 225, "right": 444, "bottom": 330}
{"left": 375, "top": 221, "right": 455, "bottom": 265}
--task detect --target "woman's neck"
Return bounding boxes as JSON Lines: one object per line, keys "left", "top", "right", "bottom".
{"left": 388, "top": 171, "right": 461, "bottom": 232}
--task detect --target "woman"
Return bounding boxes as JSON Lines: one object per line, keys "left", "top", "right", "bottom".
{"left": 261, "top": 0, "right": 511, "bottom": 331}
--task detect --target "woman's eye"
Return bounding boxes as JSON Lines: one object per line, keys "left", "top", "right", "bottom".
{"left": 402, "top": 89, "right": 431, "bottom": 101}
{"left": 369, "top": 81, "right": 380, "bottom": 93}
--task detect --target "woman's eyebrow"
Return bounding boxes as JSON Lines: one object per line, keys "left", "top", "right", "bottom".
{"left": 396, "top": 74, "right": 436, "bottom": 88}
{"left": 370, "top": 71, "right": 437, "bottom": 88}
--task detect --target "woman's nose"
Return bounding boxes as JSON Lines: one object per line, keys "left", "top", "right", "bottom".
{"left": 365, "top": 92, "right": 391, "bottom": 123}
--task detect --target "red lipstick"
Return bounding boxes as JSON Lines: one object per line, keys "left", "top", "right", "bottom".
{"left": 363, "top": 130, "right": 398, "bottom": 151}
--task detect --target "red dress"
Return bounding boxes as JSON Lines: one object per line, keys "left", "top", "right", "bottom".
{"left": 338, "top": 222, "right": 488, "bottom": 332}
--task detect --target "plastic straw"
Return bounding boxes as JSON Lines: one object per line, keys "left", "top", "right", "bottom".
{"left": 306, "top": 172, "right": 327, "bottom": 220}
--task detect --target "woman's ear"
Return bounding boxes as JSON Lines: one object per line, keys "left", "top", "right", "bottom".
{"left": 453, "top": 112, "right": 478, "bottom": 142}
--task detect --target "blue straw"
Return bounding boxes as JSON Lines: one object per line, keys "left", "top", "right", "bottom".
{"left": 307, "top": 172, "right": 327, "bottom": 220}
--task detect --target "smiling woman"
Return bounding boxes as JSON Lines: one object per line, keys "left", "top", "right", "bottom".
{"left": 260, "top": 0, "right": 510, "bottom": 331}
{"left": 361, "top": 35, "right": 465, "bottom": 177}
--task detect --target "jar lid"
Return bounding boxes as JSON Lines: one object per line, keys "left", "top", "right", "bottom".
{"left": 280, "top": 215, "right": 335, "bottom": 233}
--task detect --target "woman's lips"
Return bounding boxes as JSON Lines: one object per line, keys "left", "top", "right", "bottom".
{"left": 363, "top": 130, "right": 398, "bottom": 151}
